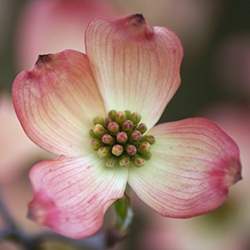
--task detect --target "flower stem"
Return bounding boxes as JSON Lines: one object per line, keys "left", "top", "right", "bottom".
{"left": 106, "top": 195, "right": 134, "bottom": 247}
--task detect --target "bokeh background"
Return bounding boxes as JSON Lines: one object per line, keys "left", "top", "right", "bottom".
{"left": 0, "top": 0, "right": 250, "bottom": 249}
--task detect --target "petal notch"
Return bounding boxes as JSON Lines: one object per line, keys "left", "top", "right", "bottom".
{"left": 13, "top": 50, "right": 105, "bottom": 156}
{"left": 86, "top": 14, "right": 183, "bottom": 129}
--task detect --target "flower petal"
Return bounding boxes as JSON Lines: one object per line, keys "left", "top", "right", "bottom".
{"left": 128, "top": 118, "right": 241, "bottom": 218}
{"left": 13, "top": 50, "right": 105, "bottom": 156}
{"left": 85, "top": 14, "right": 183, "bottom": 129}
{"left": 29, "top": 156, "right": 128, "bottom": 239}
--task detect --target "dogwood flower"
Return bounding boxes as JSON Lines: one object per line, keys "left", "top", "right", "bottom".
{"left": 12, "top": 14, "right": 241, "bottom": 239}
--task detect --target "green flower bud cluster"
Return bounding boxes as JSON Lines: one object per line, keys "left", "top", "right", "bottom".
{"left": 89, "top": 110, "right": 155, "bottom": 168}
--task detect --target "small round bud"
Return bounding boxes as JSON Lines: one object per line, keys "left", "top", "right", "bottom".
{"left": 97, "top": 146, "right": 110, "bottom": 158}
{"left": 141, "top": 151, "right": 152, "bottom": 160}
{"left": 116, "top": 132, "right": 128, "bottom": 144}
{"left": 143, "top": 135, "right": 156, "bottom": 144}
{"left": 105, "top": 157, "right": 117, "bottom": 168}
{"left": 91, "top": 139, "right": 102, "bottom": 150}
{"left": 107, "top": 121, "right": 119, "bottom": 134}
{"left": 108, "top": 110, "right": 117, "bottom": 120}
{"left": 138, "top": 141, "right": 151, "bottom": 153}
{"left": 112, "top": 144, "right": 124, "bottom": 157}
{"left": 125, "top": 110, "right": 132, "bottom": 119}
{"left": 126, "top": 144, "right": 137, "bottom": 156}
{"left": 137, "top": 123, "right": 147, "bottom": 134}
{"left": 119, "top": 156, "right": 130, "bottom": 167}
{"left": 115, "top": 111, "right": 126, "bottom": 124}
{"left": 133, "top": 155, "right": 145, "bottom": 167}
{"left": 93, "top": 116, "right": 105, "bottom": 125}
{"left": 122, "top": 120, "right": 134, "bottom": 132}
{"left": 93, "top": 124, "right": 106, "bottom": 137}
{"left": 101, "top": 134, "right": 114, "bottom": 145}
{"left": 131, "top": 130, "right": 142, "bottom": 141}
{"left": 90, "top": 110, "right": 154, "bottom": 168}
{"left": 130, "top": 112, "right": 141, "bottom": 124}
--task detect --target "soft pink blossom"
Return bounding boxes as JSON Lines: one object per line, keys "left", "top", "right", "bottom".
{"left": 0, "top": 94, "right": 41, "bottom": 183}
{"left": 0, "top": 94, "right": 44, "bottom": 233}
{"left": 17, "top": 0, "right": 118, "bottom": 69}
{"left": 2, "top": 171, "right": 44, "bottom": 234}
{"left": 12, "top": 14, "right": 241, "bottom": 239}
{"left": 143, "top": 104, "right": 250, "bottom": 250}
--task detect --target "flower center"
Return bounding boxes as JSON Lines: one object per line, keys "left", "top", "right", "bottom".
{"left": 89, "top": 110, "right": 155, "bottom": 168}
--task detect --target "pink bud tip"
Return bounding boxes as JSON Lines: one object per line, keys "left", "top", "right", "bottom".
{"left": 116, "top": 132, "right": 128, "bottom": 144}
{"left": 131, "top": 130, "right": 142, "bottom": 141}
{"left": 126, "top": 144, "right": 137, "bottom": 156}
{"left": 122, "top": 120, "right": 134, "bottom": 131}
{"left": 107, "top": 121, "right": 119, "bottom": 134}
{"left": 101, "top": 134, "right": 114, "bottom": 145}
{"left": 112, "top": 144, "right": 124, "bottom": 156}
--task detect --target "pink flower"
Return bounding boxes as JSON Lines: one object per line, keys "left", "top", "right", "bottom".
{"left": 0, "top": 94, "right": 44, "bottom": 233}
{"left": 0, "top": 94, "right": 41, "bottom": 183}
{"left": 12, "top": 14, "right": 241, "bottom": 239}
{"left": 17, "top": 0, "right": 118, "bottom": 69}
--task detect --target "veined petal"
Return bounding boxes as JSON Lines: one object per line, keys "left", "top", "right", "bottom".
{"left": 13, "top": 50, "right": 105, "bottom": 156}
{"left": 86, "top": 14, "right": 183, "bottom": 129}
{"left": 29, "top": 156, "right": 128, "bottom": 239}
{"left": 128, "top": 118, "right": 241, "bottom": 218}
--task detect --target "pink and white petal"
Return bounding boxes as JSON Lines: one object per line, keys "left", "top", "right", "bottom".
{"left": 86, "top": 14, "right": 183, "bottom": 129}
{"left": 128, "top": 118, "right": 241, "bottom": 218}
{"left": 29, "top": 156, "right": 128, "bottom": 239}
{"left": 13, "top": 50, "right": 105, "bottom": 156}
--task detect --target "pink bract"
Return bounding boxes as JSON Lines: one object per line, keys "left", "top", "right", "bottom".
{"left": 143, "top": 105, "right": 249, "bottom": 250}
{"left": 12, "top": 14, "right": 241, "bottom": 239}
{"left": 17, "top": 0, "right": 118, "bottom": 69}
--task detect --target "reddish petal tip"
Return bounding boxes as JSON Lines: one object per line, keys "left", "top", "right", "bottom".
{"left": 28, "top": 191, "right": 58, "bottom": 227}
{"left": 225, "top": 159, "right": 242, "bottom": 186}
{"left": 115, "top": 13, "right": 153, "bottom": 40}
{"left": 128, "top": 13, "right": 145, "bottom": 25}
{"left": 36, "top": 54, "right": 53, "bottom": 65}
{"left": 208, "top": 155, "right": 242, "bottom": 202}
{"left": 130, "top": 118, "right": 243, "bottom": 218}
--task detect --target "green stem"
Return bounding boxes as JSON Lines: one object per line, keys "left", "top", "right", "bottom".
{"left": 114, "top": 195, "right": 133, "bottom": 234}
{"left": 106, "top": 195, "right": 134, "bottom": 247}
